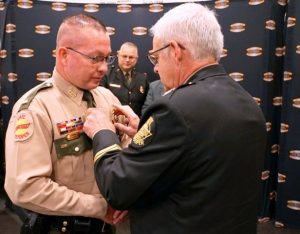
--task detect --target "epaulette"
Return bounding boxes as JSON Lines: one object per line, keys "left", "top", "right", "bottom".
{"left": 18, "top": 81, "right": 53, "bottom": 112}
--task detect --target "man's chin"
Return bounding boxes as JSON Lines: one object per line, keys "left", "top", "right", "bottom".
{"left": 87, "top": 81, "right": 101, "bottom": 90}
{"left": 123, "top": 66, "right": 132, "bottom": 71}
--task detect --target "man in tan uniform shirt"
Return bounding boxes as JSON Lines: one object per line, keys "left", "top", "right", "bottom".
{"left": 4, "top": 14, "right": 127, "bottom": 233}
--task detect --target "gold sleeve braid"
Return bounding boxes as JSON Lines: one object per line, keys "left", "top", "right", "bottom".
{"left": 94, "top": 144, "right": 121, "bottom": 164}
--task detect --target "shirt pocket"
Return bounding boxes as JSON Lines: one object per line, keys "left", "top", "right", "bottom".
{"left": 53, "top": 133, "right": 94, "bottom": 187}
{"left": 54, "top": 132, "right": 92, "bottom": 159}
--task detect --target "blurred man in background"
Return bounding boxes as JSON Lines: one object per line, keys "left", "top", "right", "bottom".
{"left": 101, "top": 42, "right": 149, "bottom": 117}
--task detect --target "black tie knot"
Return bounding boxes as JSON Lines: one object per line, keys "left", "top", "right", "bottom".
{"left": 83, "top": 90, "right": 95, "bottom": 107}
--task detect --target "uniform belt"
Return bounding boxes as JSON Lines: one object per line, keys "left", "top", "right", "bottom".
{"left": 47, "top": 215, "right": 112, "bottom": 234}
{"left": 27, "top": 214, "right": 112, "bottom": 234}
{"left": 20, "top": 210, "right": 113, "bottom": 234}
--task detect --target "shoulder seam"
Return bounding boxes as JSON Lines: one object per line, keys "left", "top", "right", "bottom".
{"left": 18, "top": 81, "right": 53, "bottom": 112}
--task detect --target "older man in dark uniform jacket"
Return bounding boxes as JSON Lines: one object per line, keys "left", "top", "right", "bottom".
{"left": 101, "top": 42, "right": 149, "bottom": 117}
{"left": 84, "top": 3, "right": 267, "bottom": 234}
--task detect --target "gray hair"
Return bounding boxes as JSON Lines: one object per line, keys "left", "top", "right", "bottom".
{"left": 150, "top": 3, "right": 224, "bottom": 61}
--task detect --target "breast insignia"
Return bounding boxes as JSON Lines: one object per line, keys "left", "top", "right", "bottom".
{"left": 57, "top": 117, "right": 83, "bottom": 136}
{"left": 55, "top": 117, "right": 91, "bottom": 158}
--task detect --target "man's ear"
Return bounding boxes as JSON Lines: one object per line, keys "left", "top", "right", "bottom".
{"left": 57, "top": 47, "right": 68, "bottom": 64}
{"left": 169, "top": 40, "right": 183, "bottom": 62}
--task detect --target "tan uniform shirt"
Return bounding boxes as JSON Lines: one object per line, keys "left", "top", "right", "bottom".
{"left": 4, "top": 69, "right": 123, "bottom": 219}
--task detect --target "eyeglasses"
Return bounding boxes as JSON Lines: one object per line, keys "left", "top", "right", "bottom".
{"left": 66, "top": 47, "right": 116, "bottom": 65}
{"left": 147, "top": 43, "right": 186, "bottom": 66}
{"left": 147, "top": 44, "right": 170, "bottom": 66}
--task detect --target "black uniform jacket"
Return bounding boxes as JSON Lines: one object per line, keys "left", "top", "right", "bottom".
{"left": 93, "top": 64, "right": 267, "bottom": 234}
{"left": 100, "top": 66, "right": 149, "bottom": 116}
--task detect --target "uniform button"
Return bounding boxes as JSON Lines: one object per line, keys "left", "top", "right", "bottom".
{"left": 75, "top": 147, "right": 80, "bottom": 152}
{"left": 61, "top": 227, "right": 67, "bottom": 232}
{"left": 129, "top": 91, "right": 132, "bottom": 94}
{"left": 63, "top": 221, "right": 68, "bottom": 226}
{"left": 129, "top": 102, "right": 132, "bottom": 105}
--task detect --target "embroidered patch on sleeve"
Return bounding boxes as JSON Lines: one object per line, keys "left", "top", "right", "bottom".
{"left": 132, "top": 116, "right": 154, "bottom": 147}
{"left": 14, "top": 112, "right": 34, "bottom": 141}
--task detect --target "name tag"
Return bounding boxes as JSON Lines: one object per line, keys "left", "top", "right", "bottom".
{"left": 109, "top": 83, "right": 121, "bottom": 88}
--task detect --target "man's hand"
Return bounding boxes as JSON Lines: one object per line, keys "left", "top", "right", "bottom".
{"left": 112, "top": 104, "right": 140, "bottom": 138}
{"left": 103, "top": 205, "right": 128, "bottom": 225}
{"left": 112, "top": 210, "right": 128, "bottom": 224}
{"left": 83, "top": 108, "right": 116, "bottom": 139}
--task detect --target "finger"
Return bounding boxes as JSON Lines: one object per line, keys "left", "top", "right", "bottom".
{"left": 113, "top": 211, "right": 128, "bottom": 224}
{"left": 112, "top": 104, "right": 124, "bottom": 114}
{"left": 126, "top": 111, "right": 139, "bottom": 124}
{"left": 114, "top": 123, "right": 133, "bottom": 136}
{"left": 113, "top": 104, "right": 133, "bottom": 117}
{"left": 118, "top": 211, "right": 128, "bottom": 220}
{"left": 114, "top": 122, "right": 128, "bottom": 131}
{"left": 113, "top": 210, "right": 122, "bottom": 219}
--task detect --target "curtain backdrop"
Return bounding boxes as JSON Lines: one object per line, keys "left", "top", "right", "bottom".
{"left": 0, "top": 0, "right": 7, "bottom": 186}
{"left": 0, "top": 0, "right": 299, "bottom": 229}
{"left": 38, "top": 0, "right": 212, "bottom": 3}
{"left": 275, "top": 0, "right": 300, "bottom": 229}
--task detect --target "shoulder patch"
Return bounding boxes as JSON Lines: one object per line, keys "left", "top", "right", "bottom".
{"left": 132, "top": 116, "right": 154, "bottom": 147}
{"left": 14, "top": 111, "right": 34, "bottom": 141}
{"left": 18, "top": 81, "right": 53, "bottom": 112}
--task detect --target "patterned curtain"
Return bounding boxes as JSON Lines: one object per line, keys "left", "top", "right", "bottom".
{"left": 275, "top": 0, "right": 300, "bottom": 229}
{"left": 0, "top": 0, "right": 299, "bottom": 229}
{"left": 0, "top": 0, "right": 8, "bottom": 184}
{"left": 216, "top": 0, "right": 286, "bottom": 225}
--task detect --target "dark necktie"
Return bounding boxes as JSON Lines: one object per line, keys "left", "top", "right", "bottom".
{"left": 125, "top": 72, "right": 132, "bottom": 86}
{"left": 82, "top": 90, "right": 96, "bottom": 108}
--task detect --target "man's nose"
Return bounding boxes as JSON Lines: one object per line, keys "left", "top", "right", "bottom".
{"left": 97, "top": 61, "right": 108, "bottom": 72}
